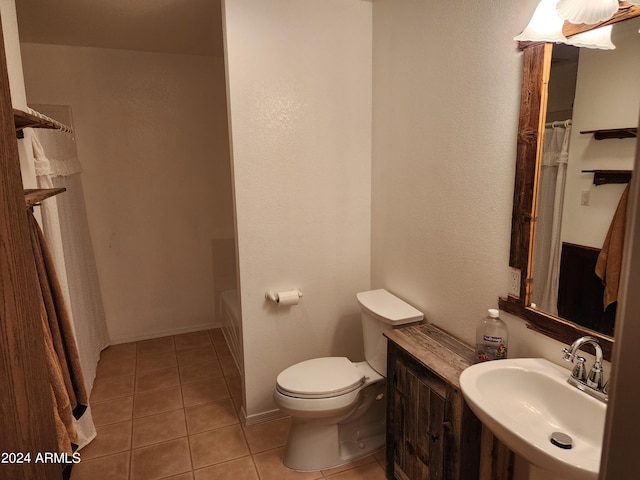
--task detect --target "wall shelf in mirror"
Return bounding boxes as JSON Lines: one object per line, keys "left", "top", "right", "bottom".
{"left": 24, "top": 188, "right": 66, "bottom": 209}
{"left": 581, "top": 169, "right": 632, "bottom": 186}
{"left": 580, "top": 128, "right": 637, "bottom": 140}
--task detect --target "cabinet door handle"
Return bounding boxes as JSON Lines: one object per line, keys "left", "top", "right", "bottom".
{"left": 428, "top": 421, "right": 452, "bottom": 442}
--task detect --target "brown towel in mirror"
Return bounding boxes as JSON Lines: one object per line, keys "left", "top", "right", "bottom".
{"left": 595, "top": 184, "right": 630, "bottom": 310}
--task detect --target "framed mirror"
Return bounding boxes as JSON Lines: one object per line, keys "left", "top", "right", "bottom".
{"left": 500, "top": 6, "right": 640, "bottom": 360}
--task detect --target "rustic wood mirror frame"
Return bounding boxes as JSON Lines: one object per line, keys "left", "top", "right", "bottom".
{"left": 499, "top": 6, "right": 640, "bottom": 360}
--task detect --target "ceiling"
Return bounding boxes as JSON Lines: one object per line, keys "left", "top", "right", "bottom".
{"left": 16, "top": 0, "right": 224, "bottom": 57}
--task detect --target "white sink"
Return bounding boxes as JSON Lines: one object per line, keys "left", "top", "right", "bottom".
{"left": 459, "top": 358, "right": 605, "bottom": 480}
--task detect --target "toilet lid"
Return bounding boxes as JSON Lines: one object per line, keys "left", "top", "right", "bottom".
{"left": 276, "top": 357, "right": 365, "bottom": 399}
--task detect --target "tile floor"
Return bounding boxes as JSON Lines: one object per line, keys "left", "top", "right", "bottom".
{"left": 72, "top": 328, "right": 386, "bottom": 480}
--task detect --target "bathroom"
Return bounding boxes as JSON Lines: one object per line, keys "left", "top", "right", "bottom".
{"left": 1, "top": 0, "right": 639, "bottom": 479}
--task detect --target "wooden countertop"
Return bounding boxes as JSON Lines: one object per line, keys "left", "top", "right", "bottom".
{"left": 385, "top": 323, "right": 476, "bottom": 390}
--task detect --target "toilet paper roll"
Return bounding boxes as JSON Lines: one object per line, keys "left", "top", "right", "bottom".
{"left": 277, "top": 290, "right": 300, "bottom": 306}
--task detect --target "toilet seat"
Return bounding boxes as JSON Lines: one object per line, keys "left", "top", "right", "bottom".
{"left": 276, "top": 357, "right": 365, "bottom": 399}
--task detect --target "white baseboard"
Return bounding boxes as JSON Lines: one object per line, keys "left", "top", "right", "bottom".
{"left": 243, "top": 407, "right": 288, "bottom": 426}
{"left": 109, "top": 322, "right": 222, "bottom": 345}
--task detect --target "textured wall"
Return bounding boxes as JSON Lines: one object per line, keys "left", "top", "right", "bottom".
{"left": 371, "top": 0, "right": 536, "bottom": 346}
{"left": 223, "top": 0, "right": 372, "bottom": 418}
{"left": 21, "top": 43, "right": 234, "bottom": 342}
{"left": 369, "top": 0, "right": 589, "bottom": 372}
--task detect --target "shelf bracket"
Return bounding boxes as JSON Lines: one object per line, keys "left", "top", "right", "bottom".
{"left": 581, "top": 170, "right": 632, "bottom": 186}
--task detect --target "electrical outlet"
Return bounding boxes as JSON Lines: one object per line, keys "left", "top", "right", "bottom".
{"left": 581, "top": 190, "right": 591, "bottom": 206}
{"left": 509, "top": 267, "right": 521, "bottom": 298}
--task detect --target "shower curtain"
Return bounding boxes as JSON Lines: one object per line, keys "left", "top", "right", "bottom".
{"left": 30, "top": 104, "right": 110, "bottom": 449}
{"left": 532, "top": 122, "right": 572, "bottom": 315}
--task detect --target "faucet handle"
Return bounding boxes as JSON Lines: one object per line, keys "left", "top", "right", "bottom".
{"left": 588, "top": 363, "right": 604, "bottom": 391}
{"left": 562, "top": 347, "right": 576, "bottom": 362}
{"left": 572, "top": 356, "right": 587, "bottom": 382}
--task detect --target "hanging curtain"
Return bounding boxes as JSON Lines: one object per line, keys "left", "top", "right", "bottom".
{"left": 30, "top": 104, "right": 110, "bottom": 450}
{"left": 532, "top": 122, "right": 572, "bottom": 315}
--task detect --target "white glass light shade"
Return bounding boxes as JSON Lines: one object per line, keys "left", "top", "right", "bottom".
{"left": 514, "top": 0, "right": 567, "bottom": 42}
{"left": 556, "top": 0, "right": 619, "bottom": 25}
{"left": 566, "top": 25, "right": 616, "bottom": 49}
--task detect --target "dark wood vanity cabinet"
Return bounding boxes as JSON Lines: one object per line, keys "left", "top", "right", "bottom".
{"left": 385, "top": 324, "right": 513, "bottom": 480}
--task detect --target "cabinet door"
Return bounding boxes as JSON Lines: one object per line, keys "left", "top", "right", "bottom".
{"left": 417, "top": 374, "right": 445, "bottom": 480}
{"left": 386, "top": 340, "right": 512, "bottom": 480}
{"left": 390, "top": 357, "right": 446, "bottom": 480}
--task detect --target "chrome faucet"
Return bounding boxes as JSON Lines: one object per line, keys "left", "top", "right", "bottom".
{"left": 562, "top": 336, "right": 607, "bottom": 403}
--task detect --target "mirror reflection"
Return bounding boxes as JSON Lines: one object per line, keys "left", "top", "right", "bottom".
{"left": 531, "top": 17, "right": 640, "bottom": 337}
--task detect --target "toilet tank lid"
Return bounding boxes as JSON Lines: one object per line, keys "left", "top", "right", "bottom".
{"left": 356, "top": 289, "right": 424, "bottom": 325}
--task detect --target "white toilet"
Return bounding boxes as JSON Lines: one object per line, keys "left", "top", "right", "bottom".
{"left": 273, "top": 289, "right": 424, "bottom": 471}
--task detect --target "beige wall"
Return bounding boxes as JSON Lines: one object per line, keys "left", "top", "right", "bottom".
{"left": 20, "top": 43, "right": 234, "bottom": 343}
{"left": 223, "top": 0, "right": 372, "bottom": 419}
{"left": 372, "top": 0, "right": 546, "bottom": 349}
{"left": 561, "top": 18, "right": 640, "bottom": 248}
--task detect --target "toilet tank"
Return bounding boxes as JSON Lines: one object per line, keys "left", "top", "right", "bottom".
{"left": 356, "top": 289, "right": 424, "bottom": 376}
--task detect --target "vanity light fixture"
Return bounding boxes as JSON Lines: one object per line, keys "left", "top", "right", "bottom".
{"left": 514, "top": 0, "right": 568, "bottom": 43}
{"left": 515, "top": 0, "right": 617, "bottom": 49}
{"left": 566, "top": 24, "right": 616, "bottom": 49}
{"left": 556, "top": 0, "right": 619, "bottom": 25}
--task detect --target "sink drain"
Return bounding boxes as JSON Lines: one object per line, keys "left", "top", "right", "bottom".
{"left": 550, "top": 432, "right": 573, "bottom": 449}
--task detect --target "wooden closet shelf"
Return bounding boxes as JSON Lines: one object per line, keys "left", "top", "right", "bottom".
{"left": 24, "top": 188, "right": 66, "bottom": 208}
{"left": 580, "top": 128, "right": 637, "bottom": 140}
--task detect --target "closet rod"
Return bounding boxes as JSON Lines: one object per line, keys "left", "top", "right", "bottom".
{"left": 545, "top": 119, "right": 572, "bottom": 128}
{"left": 27, "top": 108, "right": 73, "bottom": 134}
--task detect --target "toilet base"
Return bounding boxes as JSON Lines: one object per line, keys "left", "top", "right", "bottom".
{"left": 282, "top": 381, "right": 386, "bottom": 471}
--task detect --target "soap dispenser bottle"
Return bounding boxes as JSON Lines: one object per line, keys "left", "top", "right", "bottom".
{"left": 475, "top": 308, "right": 508, "bottom": 362}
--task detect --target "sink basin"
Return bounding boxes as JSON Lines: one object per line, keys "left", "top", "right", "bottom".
{"left": 459, "top": 358, "right": 605, "bottom": 480}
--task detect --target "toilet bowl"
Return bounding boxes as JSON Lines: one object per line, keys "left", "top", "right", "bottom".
{"left": 273, "top": 289, "right": 423, "bottom": 471}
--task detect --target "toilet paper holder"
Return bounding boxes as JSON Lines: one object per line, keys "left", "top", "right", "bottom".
{"left": 265, "top": 289, "right": 303, "bottom": 305}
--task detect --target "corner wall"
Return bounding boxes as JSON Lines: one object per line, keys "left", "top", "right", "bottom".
{"left": 20, "top": 43, "right": 234, "bottom": 342}
{"left": 223, "top": 0, "right": 372, "bottom": 418}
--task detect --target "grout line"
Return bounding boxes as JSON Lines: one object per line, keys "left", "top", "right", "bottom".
{"left": 127, "top": 416, "right": 133, "bottom": 480}
{"left": 89, "top": 329, "right": 385, "bottom": 480}
{"left": 185, "top": 430, "right": 196, "bottom": 476}
{"left": 248, "top": 454, "right": 262, "bottom": 480}
{"left": 127, "top": 391, "right": 134, "bottom": 480}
